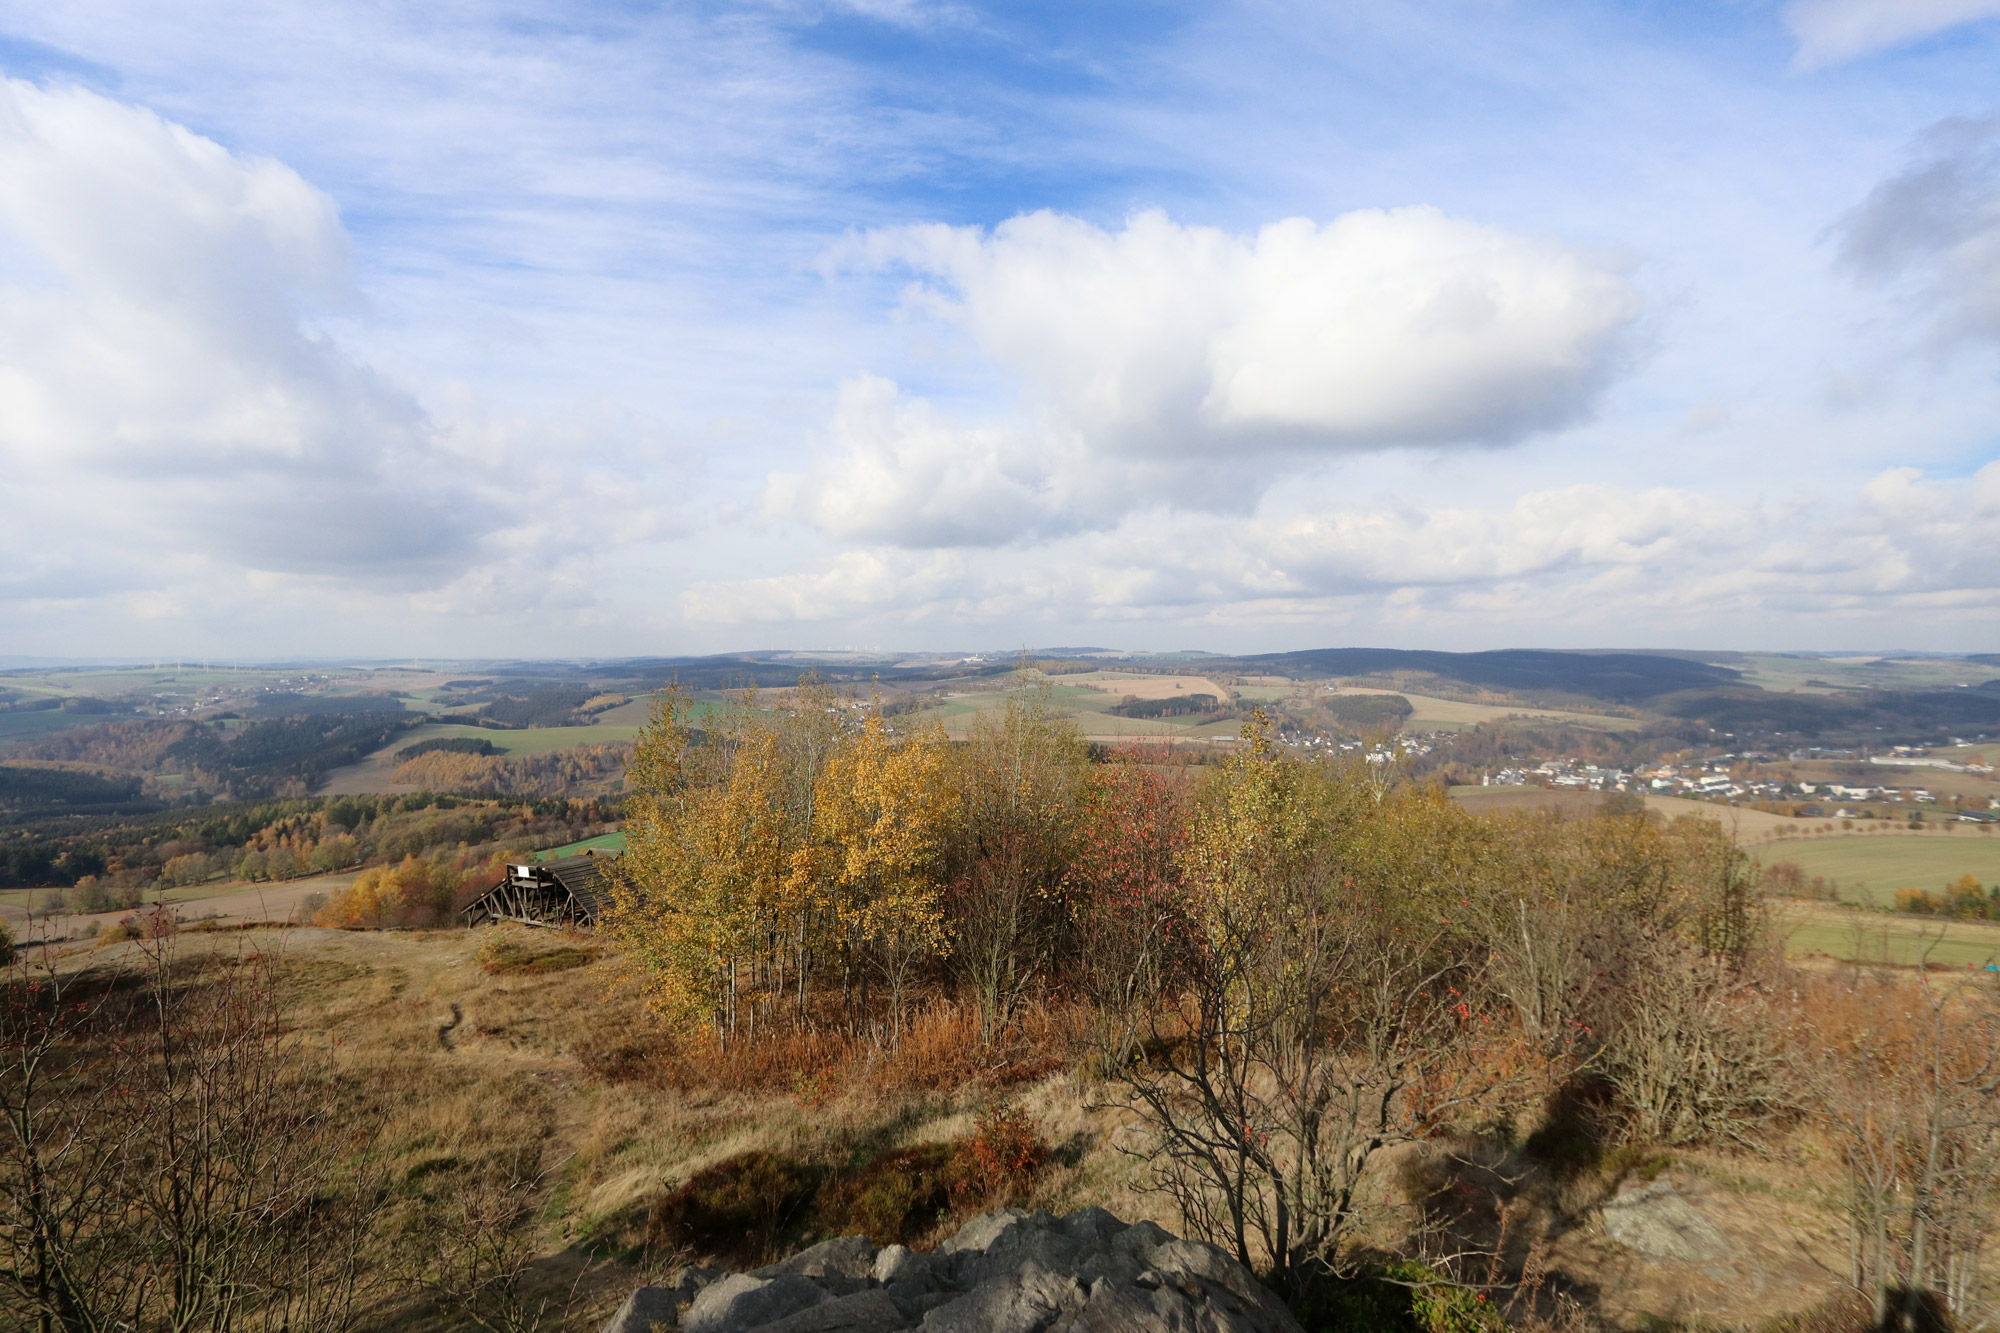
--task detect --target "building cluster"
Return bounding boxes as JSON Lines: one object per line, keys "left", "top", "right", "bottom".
{"left": 1481, "top": 754, "right": 1998, "bottom": 819}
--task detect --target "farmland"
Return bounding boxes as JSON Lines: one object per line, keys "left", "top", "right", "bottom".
{"left": 1778, "top": 899, "right": 2000, "bottom": 968}
{"left": 1328, "top": 686, "right": 1644, "bottom": 732}
{"left": 899, "top": 679, "right": 1242, "bottom": 742}
{"left": 1756, "top": 831, "right": 2000, "bottom": 904}
{"left": 321, "top": 723, "right": 643, "bottom": 795}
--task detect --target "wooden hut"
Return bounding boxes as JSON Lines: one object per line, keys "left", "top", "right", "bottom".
{"left": 461, "top": 852, "right": 615, "bottom": 929}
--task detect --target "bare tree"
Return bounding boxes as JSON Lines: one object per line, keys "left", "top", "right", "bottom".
{"left": 1115, "top": 856, "right": 1498, "bottom": 1297}
{"left": 0, "top": 935, "right": 150, "bottom": 1332}
{"left": 400, "top": 1151, "right": 579, "bottom": 1333}
{"left": 1792, "top": 953, "right": 2000, "bottom": 1330}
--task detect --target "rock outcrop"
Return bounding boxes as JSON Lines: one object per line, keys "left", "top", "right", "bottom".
{"left": 1599, "top": 1180, "right": 1730, "bottom": 1264}
{"left": 602, "top": 1207, "right": 1303, "bottom": 1333}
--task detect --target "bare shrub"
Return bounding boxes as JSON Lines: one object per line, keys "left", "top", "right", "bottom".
{"left": 1790, "top": 958, "right": 2000, "bottom": 1329}
{"left": 400, "top": 1151, "right": 578, "bottom": 1333}
{"left": 0, "top": 932, "right": 386, "bottom": 1332}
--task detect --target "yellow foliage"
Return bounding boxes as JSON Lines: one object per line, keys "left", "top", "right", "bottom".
{"left": 315, "top": 854, "right": 458, "bottom": 929}
{"left": 606, "top": 684, "right": 956, "bottom": 1041}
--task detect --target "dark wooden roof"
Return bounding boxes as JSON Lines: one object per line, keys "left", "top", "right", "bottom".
{"left": 539, "top": 855, "right": 614, "bottom": 920}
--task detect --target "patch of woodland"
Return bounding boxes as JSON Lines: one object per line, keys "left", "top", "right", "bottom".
{"left": 10, "top": 705, "right": 416, "bottom": 801}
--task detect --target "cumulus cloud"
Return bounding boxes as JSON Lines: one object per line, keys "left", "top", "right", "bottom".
{"left": 781, "top": 207, "right": 1640, "bottom": 547}
{"left": 1838, "top": 118, "right": 2000, "bottom": 347}
{"left": 0, "top": 77, "right": 480, "bottom": 584}
{"left": 1786, "top": 0, "right": 2000, "bottom": 68}
{"left": 0, "top": 77, "right": 700, "bottom": 627}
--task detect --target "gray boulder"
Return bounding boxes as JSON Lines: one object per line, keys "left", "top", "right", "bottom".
{"left": 682, "top": 1272, "right": 831, "bottom": 1333}
{"left": 601, "top": 1284, "right": 684, "bottom": 1333}
{"left": 601, "top": 1207, "right": 1301, "bottom": 1333}
{"left": 1599, "top": 1179, "right": 1730, "bottom": 1264}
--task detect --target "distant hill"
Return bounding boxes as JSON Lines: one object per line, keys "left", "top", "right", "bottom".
{"left": 1219, "top": 648, "right": 1741, "bottom": 703}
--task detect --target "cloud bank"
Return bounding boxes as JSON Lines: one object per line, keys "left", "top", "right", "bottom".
{"left": 698, "top": 462, "right": 2000, "bottom": 634}
{"left": 780, "top": 208, "right": 1640, "bottom": 547}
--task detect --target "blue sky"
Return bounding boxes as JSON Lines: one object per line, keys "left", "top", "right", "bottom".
{"left": 1, "top": 0, "right": 1999, "bottom": 656}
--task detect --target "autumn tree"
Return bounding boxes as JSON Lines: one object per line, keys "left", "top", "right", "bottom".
{"left": 803, "top": 712, "right": 955, "bottom": 1042}
{"left": 946, "top": 677, "right": 1092, "bottom": 1043}
{"left": 1069, "top": 759, "right": 1190, "bottom": 1066}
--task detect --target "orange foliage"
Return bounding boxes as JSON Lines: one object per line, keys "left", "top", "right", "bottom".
{"left": 314, "top": 854, "right": 459, "bottom": 929}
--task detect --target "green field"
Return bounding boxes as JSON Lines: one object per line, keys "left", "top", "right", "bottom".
{"left": 1781, "top": 903, "right": 2000, "bottom": 968}
{"left": 538, "top": 831, "right": 627, "bottom": 860}
{"left": 0, "top": 710, "right": 110, "bottom": 741}
{"left": 385, "top": 722, "right": 641, "bottom": 756}
{"left": 903, "top": 683, "right": 1239, "bottom": 740}
{"left": 1760, "top": 833, "right": 2000, "bottom": 903}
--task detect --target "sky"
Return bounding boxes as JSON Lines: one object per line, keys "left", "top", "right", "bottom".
{"left": 1, "top": 0, "right": 1999, "bottom": 659}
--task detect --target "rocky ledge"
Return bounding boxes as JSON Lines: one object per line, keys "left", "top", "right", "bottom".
{"left": 603, "top": 1206, "right": 1304, "bottom": 1333}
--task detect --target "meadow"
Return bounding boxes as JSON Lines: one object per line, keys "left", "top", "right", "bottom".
{"left": 1757, "top": 831, "right": 2000, "bottom": 903}
{"left": 902, "top": 682, "right": 1238, "bottom": 741}
{"left": 1778, "top": 899, "right": 2000, "bottom": 968}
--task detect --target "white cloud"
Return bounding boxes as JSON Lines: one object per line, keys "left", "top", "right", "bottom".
{"left": 0, "top": 78, "right": 694, "bottom": 620}
{"left": 0, "top": 77, "right": 480, "bottom": 581}
{"left": 785, "top": 207, "right": 1640, "bottom": 546}
{"left": 1787, "top": 0, "right": 2000, "bottom": 67}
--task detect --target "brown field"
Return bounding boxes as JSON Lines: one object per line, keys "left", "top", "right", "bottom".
{"left": 1330, "top": 687, "right": 1643, "bottom": 732}
{"left": 1059, "top": 671, "right": 1235, "bottom": 702}
{"left": 0, "top": 870, "right": 361, "bottom": 933}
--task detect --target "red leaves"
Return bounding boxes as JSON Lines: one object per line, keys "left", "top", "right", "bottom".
{"left": 952, "top": 1102, "right": 1049, "bottom": 1204}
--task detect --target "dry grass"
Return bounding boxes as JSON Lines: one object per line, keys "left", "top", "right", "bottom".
{"left": 42, "top": 926, "right": 1948, "bottom": 1333}
{"left": 1062, "top": 672, "right": 1235, "bottom": 703}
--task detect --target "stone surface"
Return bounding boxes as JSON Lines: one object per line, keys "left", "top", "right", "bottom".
{"left": 602, "top": 1284, "right": 684, "bottom": 1333}
{"left": 1600, "top": 1180, "right": 1731, "bottom": 1264}
{"left": 601, "top": 1207, "right": 1303, "bottom": 1333}
{"left": 682, "top": 1272, "right": 832, "bottom": 1333}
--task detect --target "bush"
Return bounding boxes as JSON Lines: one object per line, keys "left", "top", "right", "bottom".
{"left": 316, "top": 854, "right": 462, "bottom": 929}
{"left": 1295, "top": 1260, "right": 1501, "bottom": 1333}
{"left": 814, "top": 1144, "right": 958, "bottom": 1246}
{"left": 649, "top": 1152, "right": 821, "bottom": 1265}
{"left": 951, "top": 1102, "right": 1049, "bottom": 1206}
{"left": 1895, "top": 875, "right": 1996, "bottom": 920}
{"left": 65, "top": 876, "right": 111, "bottom": 914}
